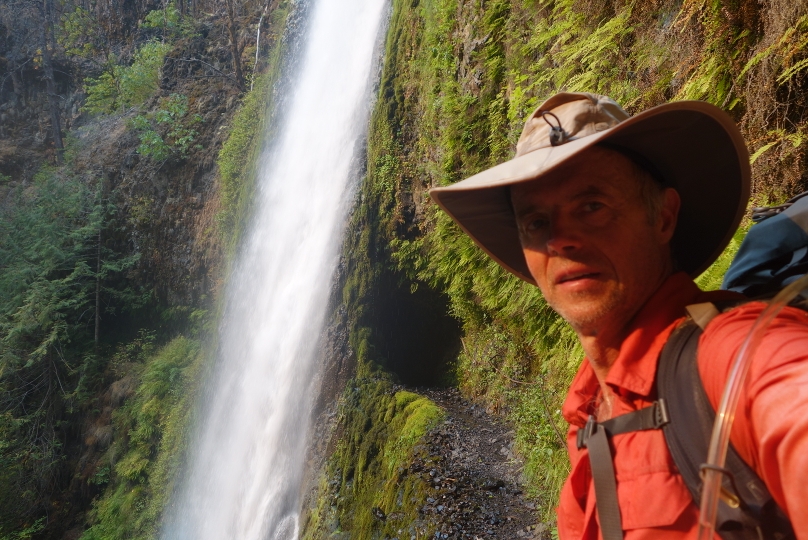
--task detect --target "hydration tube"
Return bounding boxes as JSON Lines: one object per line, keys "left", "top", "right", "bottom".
{"left": 697, "top": 272, "right": 808, "bottom": 539}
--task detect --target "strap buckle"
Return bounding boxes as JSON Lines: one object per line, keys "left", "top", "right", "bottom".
{"left": 652, "top": 398, "right": 670, "bottom": 428}
{"left": 577, "top": 415, "right": 597, "bottom": 450}
{"left": 576, "top": 400, "right": 670, "bottom": 450}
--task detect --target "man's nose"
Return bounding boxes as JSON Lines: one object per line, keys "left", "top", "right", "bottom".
{"left": 545, "top": 218, "right": 582, "bottom": 255}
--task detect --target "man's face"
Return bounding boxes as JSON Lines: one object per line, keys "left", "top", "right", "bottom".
{"left": 510, "top": 147, "right": 679, "bottom": 340}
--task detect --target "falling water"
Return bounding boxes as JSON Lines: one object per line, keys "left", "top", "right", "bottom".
{"left": 160, "top": 0, "right": 388, "bottom": 537}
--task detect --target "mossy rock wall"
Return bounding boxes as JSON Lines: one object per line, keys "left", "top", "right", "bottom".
{"left": 303, "top": 380, "right": 445, "bottom": 539}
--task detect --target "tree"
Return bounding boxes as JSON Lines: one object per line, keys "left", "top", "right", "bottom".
{"left": 0, "top": 0, "right": 40, "bottom": 101}
{"left": 39, "top": 0, "right": 65, "bottom": 161}
{"left": 223, "top": 0, "right": 246, "bottom": 91}
{"left": 0, "top": 172, "right": 141, "bottom": 534}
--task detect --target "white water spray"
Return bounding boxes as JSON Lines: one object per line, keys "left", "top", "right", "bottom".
{"left": 161, "top": 0, "right": 387, "bottom": 537}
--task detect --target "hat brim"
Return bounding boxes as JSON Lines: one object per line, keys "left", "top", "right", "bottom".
{"left": 429, "top": 100, "right": 751, "bottom": 285}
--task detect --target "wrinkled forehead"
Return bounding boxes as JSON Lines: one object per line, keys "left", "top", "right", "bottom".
{"left": 509, "top": 146, "right": 647, "bottom": 209}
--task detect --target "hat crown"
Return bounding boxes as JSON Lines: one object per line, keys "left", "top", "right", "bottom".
{"left": 515, "top": 93, "right": 630, "bottom": 157}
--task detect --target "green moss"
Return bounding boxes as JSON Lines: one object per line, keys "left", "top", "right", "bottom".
{"left": 383, "top": 392, "right": 443, "bottom": 476}
{"left": 216, "top": 0, "right": 294, "bottom": 254}
{"left": 80, "top": 336, "right": 204, "bottom": 540}
{"left": 302, "top": 381, "right": 444, "bottom": 539}
{"left": 216, "top": 71, "right": 272, "bottom": 250}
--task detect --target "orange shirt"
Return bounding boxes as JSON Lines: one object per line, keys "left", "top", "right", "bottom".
{"left": 556, "top": 272, "right": 808, "bottom": 539}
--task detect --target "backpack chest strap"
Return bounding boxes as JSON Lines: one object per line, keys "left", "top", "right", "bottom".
{"left": 576, "top": 399, "right": 671, "bottom": 450}
{"left": 575, "top": 400, "right": 671, "bottom": 540}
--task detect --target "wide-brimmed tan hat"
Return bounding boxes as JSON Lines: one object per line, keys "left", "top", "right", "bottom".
{"left": 429, "top": 92, "right": 751, "bottom": 284}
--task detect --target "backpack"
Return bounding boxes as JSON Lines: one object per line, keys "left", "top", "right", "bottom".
{"left": 576, "top": 192, "right": 808, "bottom": 540}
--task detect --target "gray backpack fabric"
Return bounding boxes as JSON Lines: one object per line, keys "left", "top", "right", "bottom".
{"left": 723, "top": 192, "right": 808, "bottom": 297}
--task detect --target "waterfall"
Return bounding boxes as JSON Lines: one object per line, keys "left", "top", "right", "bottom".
{"left": 160, "top": 0, "right": 388, "bottom": 537}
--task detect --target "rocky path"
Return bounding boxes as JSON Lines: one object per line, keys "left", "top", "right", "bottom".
{"left": 410, "top": 387, "right": 551, "bottom": 539}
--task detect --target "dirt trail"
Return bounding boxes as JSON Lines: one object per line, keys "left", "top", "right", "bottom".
{"left": 410, "top": 387, "right": 552, "bottom": 539}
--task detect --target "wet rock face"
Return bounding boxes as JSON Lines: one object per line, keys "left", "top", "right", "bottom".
{"left": 402, "top": 388, "right": 552, "bottom": 540}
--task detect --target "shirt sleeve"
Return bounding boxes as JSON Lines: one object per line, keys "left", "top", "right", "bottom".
{"left": 698, "top": 303, "right": 808, "bottom": 537}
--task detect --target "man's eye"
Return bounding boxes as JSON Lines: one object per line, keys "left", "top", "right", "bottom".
{"left": 524, "top": 217, "right": 548, "bottom": 231}
{"left": 583, "top": 201, "right": 604, "bottom": 212}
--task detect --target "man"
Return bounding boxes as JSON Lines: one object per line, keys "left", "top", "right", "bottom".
{"left": 429, "top": 93, "right": 808, "bottom": 538}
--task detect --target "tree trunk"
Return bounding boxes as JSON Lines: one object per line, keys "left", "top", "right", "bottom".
{"left": 224, "top": 0, "right": 245, "bottom": 91}
{"left": 251, "top": 4, "right": 266, "bottom": 90}
{"left": 94, "top": 229, "right": 101, "bottom": 347}
{"left": 10, "top": 61, "right": 23, "bottom": 97}
{"left": 39, "top": 0, "right": 64, "bottom": 163}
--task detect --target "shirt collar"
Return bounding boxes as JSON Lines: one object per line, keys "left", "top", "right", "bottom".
{"left": 561, "top": 272, "right": 705, "bottom": 426}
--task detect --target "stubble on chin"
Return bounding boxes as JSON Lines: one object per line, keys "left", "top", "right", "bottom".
{"left": 547, "top": 286, "right": 626, "bottom": 338}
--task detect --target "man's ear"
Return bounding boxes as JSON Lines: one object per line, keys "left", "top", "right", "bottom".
{"left": 658, "top": 188, "right": 680, "bottom": 243}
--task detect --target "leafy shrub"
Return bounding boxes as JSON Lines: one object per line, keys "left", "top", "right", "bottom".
{"left": 130, "top": 94, "right": 202, "bottom": 161}
{"left": 141, "top": 3, "right": 181, "bottom": 31}
{"left": 59, "top": 7, "right": 104, "bottom": 59}
{"left": 121, "top": 41, "right": 172, "bottom": 106}
{"left": 130, "top": 115, "right": 172, "bottom": 161}
{"left": 84, "top": 67, "right": 123, "bottom": 115}
{"left": 141, "top": 2, "right": 197, "bottom": 38}
{"left": 84, "top": 41, "right": 171, "bottom": 114}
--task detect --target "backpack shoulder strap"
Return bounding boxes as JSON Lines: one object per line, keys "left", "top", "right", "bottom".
{"left": 657, "top": 318, "right": 795, "bottom": 540}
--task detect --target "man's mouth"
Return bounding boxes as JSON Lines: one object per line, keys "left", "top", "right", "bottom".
{"left": 557, "top": 270, "right": 600, "bottom": 285}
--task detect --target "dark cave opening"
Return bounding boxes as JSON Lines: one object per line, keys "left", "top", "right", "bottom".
{"left": 369, "top": 269, "right": 462, "bottom": 387}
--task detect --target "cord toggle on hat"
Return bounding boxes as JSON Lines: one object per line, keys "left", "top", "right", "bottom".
{"left": 541, "top": 111, "right": 568, "bottom": 146}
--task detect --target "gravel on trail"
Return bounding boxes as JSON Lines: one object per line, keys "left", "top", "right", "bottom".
{"left": 403, "top": 387, "right": 553, "bottom": 540}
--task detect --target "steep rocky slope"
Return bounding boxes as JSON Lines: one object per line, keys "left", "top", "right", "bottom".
{"left": 0, "top": 1, "right": 295, "bottom": 537}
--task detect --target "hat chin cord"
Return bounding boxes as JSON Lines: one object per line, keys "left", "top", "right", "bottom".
{"left": 697, "top": 272, "right": 808, "bottom": 539}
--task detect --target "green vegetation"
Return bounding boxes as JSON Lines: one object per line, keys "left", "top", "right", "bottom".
{"left": 216, "top": 0, "right": 294, "bottom": 252}
{"left": 3, "top": 0, "right": 808, "bottom": 536}
{"left": 302, "top": 380, "right": 445, "bottom": 539}
{"left": 67, "top": 1, "right": 196, "bottom": 117}
{"left": 130, "top": 93, "right": 203, "bottom": 161}
{"left": 0, "top": 169, "right": 141, "bottom": 536}
{"left": 80, "top": 335, "right": 204, "bottom": 540}
{"left": 2, "top": 0, "right": 299, "bottom": 537}
{"left": 0, "top": 172, "right": 138, "bottom": 358}
{"left": 0, "top": 163, "right": 212, "bottom": 540}
{"left": 59, "top": 7, "right": 105, "bottom": 59}
{"left": 75, "top": 2, "right": 297, "bottom": 538}
{"left": 84, "top": 40, "right": 171, "bottom": 115}
{"left": 696, "top": 225, "right": 752, "bottom": 291}
{"left": 216, "top": 72, "right": 273, "bottom": 249}
{"left": 141, "top": 2, "right": 196, "bottom": 38}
